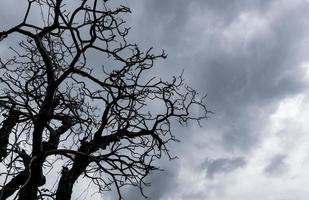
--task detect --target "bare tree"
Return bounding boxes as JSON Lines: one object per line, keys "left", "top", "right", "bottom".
{"left": 0, "top": 0, "right": 208, "bottom": 199}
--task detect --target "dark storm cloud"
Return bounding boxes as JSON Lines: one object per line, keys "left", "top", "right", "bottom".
{"left": 125, "top": 0, "right": 309, "bottom": 153}
{"left": 202, "top": 157, "right": 246, "bottom": 179}
{"left": 194, "top": 4, "right": 309, "bottom": 150}
{"left": 129, "top": 0, "right": 309, "bottom": 151}
{"left": 123, "top": 0, "right": 309, "bottom": 199}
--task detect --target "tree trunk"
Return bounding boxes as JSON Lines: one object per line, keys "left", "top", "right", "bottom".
{"left": 18, "top": 186, "right": 38, "bottom": 200}
{"left": 0, "top": 171, "right": 28, "bottom": 200}
{"left": 0, "top": 107, "right": 20, "bottom": 161}
{"left": 17, "top": 159, "right": 45, "bottom": 200}
{"left": 56, "top": 156, "right": 89, "bottom": 200}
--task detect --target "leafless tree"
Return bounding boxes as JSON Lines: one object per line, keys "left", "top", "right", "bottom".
{"left": 0, "top": 0, "right": 208, "bottom": 199}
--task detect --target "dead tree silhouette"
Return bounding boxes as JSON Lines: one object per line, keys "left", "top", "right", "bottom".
{"left": 0, "top": 0, "right": 209, "bottom": 199}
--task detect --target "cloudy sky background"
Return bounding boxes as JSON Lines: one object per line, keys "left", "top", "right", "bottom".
{"left": 2, "top": 0, "right": 309, "bottom": 200}
{"left": 111, "top": 0, "right": 309, "bottom": 199}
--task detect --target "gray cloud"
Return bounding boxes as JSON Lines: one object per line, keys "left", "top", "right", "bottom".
{"left": 105, "top": 157, "right": 180, "bottom": 200}
{"left": 126, "top": 170, "right": 176, "bottom": 200}
{"left": 264, "top": 154, "right": 289, "bottom": 176}
{"left": 122, "top": 0, "right": 309, "bottom": 199}
{"left": 202, "top": 157, "right": 246, "bottom": 179}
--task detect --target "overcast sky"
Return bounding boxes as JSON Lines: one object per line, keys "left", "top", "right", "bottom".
{"left": 2, "top": 0, "right": 309, "bottom": 200}
{"left": 110, "top": 0, "right": 309, "bottom": 199}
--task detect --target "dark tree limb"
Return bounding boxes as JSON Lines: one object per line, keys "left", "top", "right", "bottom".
{"left": 0, "top": 171, "right": 28, "bottom": 200}
{"left": 0, "top": 105, "right": 20, "bottom": 161}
